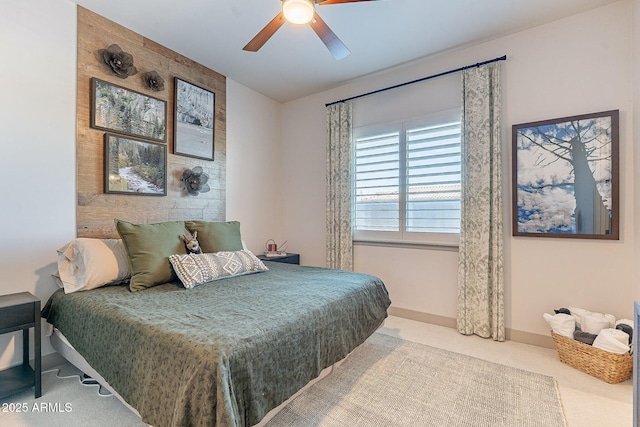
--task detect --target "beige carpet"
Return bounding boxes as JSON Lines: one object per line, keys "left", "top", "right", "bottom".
{"left": 1, "top": 333, "right": 566, "bottom": 427}
{"left": 1, "top": 364, "right": 145, "bottom": 427}
{"left": 265, "top": 333, "right": 567, "bottom": 427}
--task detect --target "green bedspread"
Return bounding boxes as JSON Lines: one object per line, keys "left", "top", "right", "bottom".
{"left": 42, "top": 262, "right": 391, "bottom": 427}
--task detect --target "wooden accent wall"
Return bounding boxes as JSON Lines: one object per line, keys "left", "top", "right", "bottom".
{"left": 76, "top": 7, "right": 226, "bottom": 238}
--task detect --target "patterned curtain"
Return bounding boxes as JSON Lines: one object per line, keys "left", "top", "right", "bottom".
{"left": 326, "top": 102, "right": 353, "bottom": 270}
{"left": 457, "top": 63, "right": 505, "bottom": 341}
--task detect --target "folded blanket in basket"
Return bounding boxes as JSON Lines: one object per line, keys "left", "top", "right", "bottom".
{"left": 568, "top": 307, "right": 588, "bottom": 328}
{"left": 543, "top": 313, "right": 575, "bottom": 338}
{"left": 564, "top": 308, "right": 614, "bottom": 333}
{"left": 616, "top": 324, "right": 633, "bottom": 343}
{"left": 583, "top": 312, "right": 615, "bottom": 335}
{"left": 574, "top": 329, "right": 597, "bottom": 345}
{"left": 593, "top": 328, "right": 630, "bottom": 354}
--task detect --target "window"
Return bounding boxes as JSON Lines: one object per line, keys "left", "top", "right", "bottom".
{"left": 353, "top": 111, "right": 461, "bottom": 246}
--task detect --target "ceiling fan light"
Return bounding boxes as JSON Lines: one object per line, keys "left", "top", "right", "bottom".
{"left": 282, "top": 0, "right": 315, "bottom": 25}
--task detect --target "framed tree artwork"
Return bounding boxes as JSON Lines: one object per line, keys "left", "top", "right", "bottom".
{"left": 91, "top": 78, "right": 167, "bottom": 142}
{"left": 174, "top": 77, "right": 215, "bottom": 160}
{"left": 104, "top": 133, "right": 167, "bottom": 196}
{"left": 512, "top": 110, "right": 619, "bottom": 239}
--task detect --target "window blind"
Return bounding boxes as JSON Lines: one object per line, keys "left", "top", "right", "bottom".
{"left": 354, "top": 132, "right": 400, "bottom": 231}
{"left": 354, "top": 116, "right": 461, "bottom": 240}
{"left": 406, "top": 121, "right": 461, "bottom": 233}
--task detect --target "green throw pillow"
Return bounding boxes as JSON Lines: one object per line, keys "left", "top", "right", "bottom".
{"left": 185, "top": 221, "right": 243, "bottom": 253}
{"left": 115, "top": 219, "right": 187, "bottom": 291}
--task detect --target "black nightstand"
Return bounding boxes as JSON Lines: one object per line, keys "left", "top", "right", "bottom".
{"left": 0, "top": 292, "right": 41, "bottom": 399}
{"left": 257, "top": 253, "right": 300, "bottom": 265}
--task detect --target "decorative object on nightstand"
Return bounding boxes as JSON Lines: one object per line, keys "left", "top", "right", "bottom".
{"left": 263, "top": 239, "right": 288, "bottom": 256}
{"left": 257, "top": 253, "right": 300, "bottom": 265}
{"left": 0, "top": 292, "right": 41, "bottom": 399}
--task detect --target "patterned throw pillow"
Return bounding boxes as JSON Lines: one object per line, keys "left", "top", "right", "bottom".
{"left": 169, "top": 250, "right": 269, "bottom": 289}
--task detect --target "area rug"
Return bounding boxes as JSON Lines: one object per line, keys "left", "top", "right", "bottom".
{"left": 1, "top": 333, "right": 566, "bottom": 427}
{"left": 265, "top": 333, "right": 567, "bottom": 427}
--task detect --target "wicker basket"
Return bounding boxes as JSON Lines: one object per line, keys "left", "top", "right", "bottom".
{"left": 551, "top": 331, "right": 632, "bottom": 384}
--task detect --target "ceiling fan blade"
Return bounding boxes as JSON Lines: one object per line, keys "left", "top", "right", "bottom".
{"left": 309, "top": 13, "right": 350, "bottom": 60}
{"left": 318, "top": 0, "right": 380, "bottom": 5}
{"left": 243, "top": 12, "right": 286, "bottom": 52}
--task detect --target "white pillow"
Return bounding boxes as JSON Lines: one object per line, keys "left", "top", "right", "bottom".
{"left": 55, "top": 238, "right": 131, "bottom": 294}
{"left": 169, "top": 250, "right": 268, "bottom": 289}
{"left": 543, "top": 313, "right": 575, "bottom": 338}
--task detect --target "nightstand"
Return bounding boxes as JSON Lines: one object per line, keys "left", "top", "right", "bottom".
{"left": 257, "top": 253, "right": 300, "bottom": 265}
{"left": 0, "top": 292, "right": 41, "bottom": 399}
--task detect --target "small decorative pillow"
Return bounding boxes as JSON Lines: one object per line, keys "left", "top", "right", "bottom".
{"left": 55, "top": 238, "right": 131, "bottom": 294}
{"left": 169, "top": 250, "right": 269, "bottom": 289}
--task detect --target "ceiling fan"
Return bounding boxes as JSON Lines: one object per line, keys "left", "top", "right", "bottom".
{"left": 243, "top": 0, "right": 380, "bottom": 60}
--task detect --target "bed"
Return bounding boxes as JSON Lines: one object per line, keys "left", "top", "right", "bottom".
{"left": 42, "top": 260, "right": 391, "bottom": 427}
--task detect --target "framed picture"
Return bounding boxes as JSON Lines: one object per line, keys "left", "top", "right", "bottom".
{"left": 104, "top": 133, "right": 167, "bottom": 196}
{"left": 174, "top": 77, "right": 215, "bottom": 160}
{"left": 512, "top": 110, "right": 619, "bottom": 239}
{"left": 91, "top": 77, "right": 167, "bottom": 142}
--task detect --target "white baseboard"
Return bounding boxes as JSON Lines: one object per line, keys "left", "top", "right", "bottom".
{"left": 388, "top": 306, "right": 555, "bottom": 349}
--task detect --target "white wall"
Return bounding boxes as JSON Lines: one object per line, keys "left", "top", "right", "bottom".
{"left": 281, "top": 1, "right": 636, "bottom": 338}
{"left": 0, "top": 0, "right": 77, "bottom": 369}
{"left": 633, "top": 0, "right": 640, "bottom": 302}
{"left": 226, "top": 79, "right": 284, "bottom": 254}
{"left": 504, "top": 1, "right": 634, "bottom": 336}
{"left": 0, "top": 0, "right": 637, "bottom": 375}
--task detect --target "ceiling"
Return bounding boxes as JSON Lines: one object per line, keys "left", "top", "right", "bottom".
{"left": 71, "top": 0, "right": 620, "bottom": 103}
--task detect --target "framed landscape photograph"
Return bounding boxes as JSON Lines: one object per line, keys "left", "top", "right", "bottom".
{"left": 104, "top": 133, "right": 167, "bottom": 196}
{"left": 512, "top": 110, "right": 619, "bottom": 239}
{"left": 91, "top": 77, "right": 167, "bottom": 142}
{"left": 174, "top": 77, "right": 215, "bottom": 160}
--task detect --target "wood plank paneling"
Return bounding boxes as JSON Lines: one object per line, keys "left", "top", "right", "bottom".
{"left": 76, "top": 7, "right": 226, "bottom": 238}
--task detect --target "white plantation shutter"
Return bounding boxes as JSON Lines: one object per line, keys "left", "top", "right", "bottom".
{"left": 354, "top": 112, "right": 461, "bottom": 245}
{"left": 354, "top": 132, "right": 400, "bottom": 232}
{"left": 406, "top": 121, "right": 461, "bottom": 233}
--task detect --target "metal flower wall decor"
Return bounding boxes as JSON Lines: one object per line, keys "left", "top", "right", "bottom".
{"left": 143, "top": 71, "right": 165, "bottom": 92}
{"left": 98, "top": 44, "right": 137, "bottom": 79}
{"left": 182, "top": 166, "right": 210, "bottom": 196}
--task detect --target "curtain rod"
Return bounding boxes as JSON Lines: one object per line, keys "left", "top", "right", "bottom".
{"left": 325, "top": 55, "right": 507, "bottom": 107}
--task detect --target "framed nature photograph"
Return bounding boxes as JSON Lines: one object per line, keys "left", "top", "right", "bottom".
{"left": 512, "top": 110, "right": 619, "bottom": 239}
{"left": 91, "top": 77, "right": 167, "bottom": 142}
{"left": 104, "top": 133, "right": 167, "bottom": 196}
{"left": 174, "top": 77, "right": 215, "bottom": 160}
